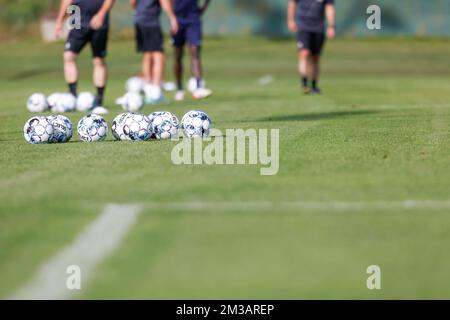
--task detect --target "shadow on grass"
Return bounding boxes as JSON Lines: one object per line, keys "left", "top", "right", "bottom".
{"left": 256, "top": 110, "right": 378, "bottom": 122}
{"left": 67, "top": 140, "right": 157, "bottom": 144}
{"left": 8, "top": 68, "right": 57, "bottom": 81}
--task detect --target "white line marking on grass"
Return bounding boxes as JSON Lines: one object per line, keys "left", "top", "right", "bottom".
{"left": 9, "top": 199, "right": 449, "bottom": 299}
{"left": 160, "top": 200, "right": 450, "bottom": 211}
{"left": 258, "top": 75, "right": 274, "bottom": 86}
{"left": 9, "top": 204, "right": 143, "bottom": 300}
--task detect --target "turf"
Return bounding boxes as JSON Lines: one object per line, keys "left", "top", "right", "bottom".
{"left": 1, "top": 36, "right": 450, "bottom": 299}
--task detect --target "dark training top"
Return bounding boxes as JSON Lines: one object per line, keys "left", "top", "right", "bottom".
{"left": 175, "top": 0, "right": 201, "bottom": 23}
{"left": 134, "top": 0, "right": 161, "bottom": 27}
{"left": 295, "top": 0, "right": 334, "bottom": 34}
{"left": 72, "top": 0, "right": 109, "bottom": 29}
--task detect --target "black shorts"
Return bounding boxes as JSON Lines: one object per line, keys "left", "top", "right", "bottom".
{"left": 297, "top": 31, "right": 325, "bottom": 55}
{"left": 135, "top": 24, "right": 164, "bottom": 52}
{"left": 65, "top": 27, "right": 109, "bottom": 58}
{"left": 172, "top": 22, "right": 202, "bottom": 47}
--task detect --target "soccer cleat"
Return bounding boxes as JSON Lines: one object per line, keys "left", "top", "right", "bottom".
{"left": 192, "top": 88, "right": 213, "bottom": 100}
{"left": 174, "top": 90, "right": 185, "bottom": 101}
{"left": 303, "top": 86, "right": 311, "bottom": 95}
{"left": 310, "top": 87, "right": 322, "bottom": 95}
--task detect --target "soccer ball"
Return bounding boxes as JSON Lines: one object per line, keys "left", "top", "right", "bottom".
{"left": 76, "top": 92, "right": 95, "bottom": 112}
{"left": 47, "top": 93, "right": 62, "bottom": 110}
{"left": 23, "top": 116, "right": 54, "bottom": 144}
{"left": 163, "top": 81, "right": 176, "bottom": 92}
{"left": 126, "top": 77, "right": 145, "bottom": 93}
{"left": 112, "top": 113, "right": 132, "bottom": 141}
{"left": 27, "top": 93, "right": 48, "bottom": 113}
{"left": 122, "top": 113, "right": 151, "bottom": 141}
{"left": 187, "top": 77, "right": 205, "bottom": 93}
{"left": 52, "top": 93, "right": 76, "bottom": 113}
{"left": 181, "top": 110, "right": 212, "bottom": 138}
{"left": 122, "top": 92, "right": 144, "bottom": 112}
{"left": 149, "top": 111, "right": 180, "bottom": 140}
{"left": 143, "top": 84, "right": 163, "bottom": 101}
{"left": 47, "top": 115, "right": 73, "bottom": 143}
{"left": 92, "top": 106, "right": 109, "bottom": 115}
{"left": 77, "top": 114, "right": 108, "bottom": 142}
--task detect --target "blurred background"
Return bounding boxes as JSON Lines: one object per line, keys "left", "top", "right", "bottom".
{"left": 1, "top": 0, "right": 450, "bottom": 42}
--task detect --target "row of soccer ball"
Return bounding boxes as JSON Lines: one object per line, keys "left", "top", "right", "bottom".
{"left": 27, "top": 92, "right": 98, "bottom": 113}
{"left": 27, "top": 91, "right": 146, "bottom": 114}
{"left": 26, "top": 78, "right": 205, "bottom": 114}
{"left": 24, "top": 110, "right": 212, "bottom": 144}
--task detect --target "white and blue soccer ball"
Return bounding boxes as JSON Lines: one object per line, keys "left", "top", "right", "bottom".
{"left": 76, "top": 92, "right": 95, "bottom": 112}
{"left": 125, "top": 77, "right": 145, "bottom": 93}
{"left": 47, "top": 115, "right": 73, "bottom": 143}
{"left": 149, "top": 111, "right": 180, "bottom": 140}
{"left": 23, "top": 116, "right": 54, "bottom": 144}
{"left": 122, "top": 113, "right": 151, "bottom": 141}
{"left": 77, "top": 114, "right": 108, "bottom": 142}
{"left": 27, "top": 93, "right": 48, "bottom": 113}
{"left": 181, "top": 110, "right": 211, "bottom": 138}
{"left": 187, "top": 77, "right": 205, "bottom": 92}
{"left": 47, "top": 93, "right": 62, "bottom": 110}
{"left": 143, "top": 84, "right": 163, "bottom": 101}
{"left": 51, "top": 93, "right": 76, "bottom": 113}
{"left": 112, "top": 113, "right": 132, "bottom": 141}
{"left": 122, "top": 92, "right": 144, "bottom": 112}
{"left": 163, "top": 81, "right": 176, "bottom": 92}
{"left": 92, "top": 106, "right": 109, "bottom": 115}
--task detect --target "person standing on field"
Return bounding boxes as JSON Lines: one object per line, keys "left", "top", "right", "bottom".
{"left": 55, "top": 0, "right": 116, "bottom": 108}
{"left": 287, "top": 0, "right": 336, "bottom": 94}
{"left": 130, "top": 0, "right": 179, "bottom": 104}
{"left": 172, "top": 0, "right": 212, "bottom": 101}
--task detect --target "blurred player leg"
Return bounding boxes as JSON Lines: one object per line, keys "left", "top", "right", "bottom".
{"left": 311, "top": 54, "right": 321, "bottom": 94}
{"left": 309, "top": 32, "right": 325, "bottom": 94}
{"left": 143, "top": 51, "right": 164, "bottom": 104}
{"left": 92, "top": 57, "right": 107, "bottom": 106}
{"left": 299, "top": 48, "right": 311, "bottom": 94}
{"left": 190, "top": 45, "right": 211, "bottom": 100}
{"left": 90, "top": 25, "right": 109, "bottom": 107}
{"left": 64, "top": 51, "right": 79, "bottom": 97}
{"left": 142, "top": 52, "right": 153, "bottom": 84}
{"left": 190, "top": 45, "right": 202, "bottom": 88}
{"left": 185, "top": 21, "right": 211, "bottom": 100}
{"left": 151, "top": 52, "right": 165, "bottom": 88}
{"left": 136, "top": 24, "right": 165, "bottom": 104}
{"left": 174, "top": 46, "right": 185, "bottom": 101}
{"left": 172, "top": 21, "right": 186, "bottom": 101}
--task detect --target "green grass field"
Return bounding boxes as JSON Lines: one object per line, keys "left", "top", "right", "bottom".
{"left": 1, "top": 36, "right": 450, "bottom": 299}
